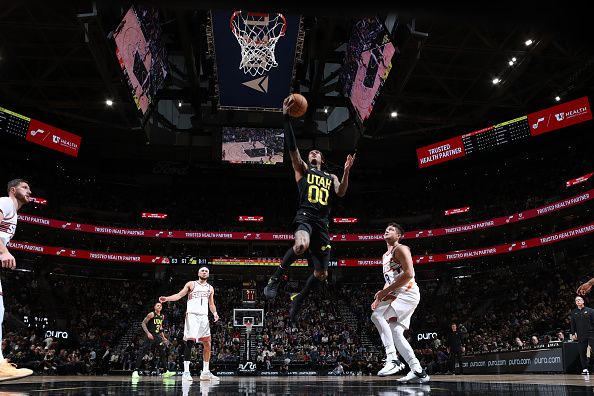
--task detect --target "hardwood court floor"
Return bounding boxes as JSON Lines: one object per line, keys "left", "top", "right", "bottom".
{"left": 1, "top": 374, "right": 593, "bottom": 395}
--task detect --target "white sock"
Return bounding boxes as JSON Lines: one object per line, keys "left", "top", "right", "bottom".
{"left": 183, "top": 361, "right": 190, "bottom": 373}
{"left": 203, "top": 361, "right": 209, "bottom": 372}
{"left": 386, "top": 347, "right": 397, "bottom": 361}
{"left": 391, "top": 323, "right": 422, "bottom": 372}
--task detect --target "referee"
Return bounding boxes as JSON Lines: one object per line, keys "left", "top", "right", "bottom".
{"left": 570, "top": 296, "right": 594, "bottom": 375}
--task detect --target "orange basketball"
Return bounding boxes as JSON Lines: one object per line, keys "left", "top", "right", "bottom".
{"left": 287, "top": 93, "right": 308, "bottom": 118}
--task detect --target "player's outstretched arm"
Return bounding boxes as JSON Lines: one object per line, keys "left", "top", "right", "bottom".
{"left": 577, "top": 277, "right": 594, "bottom": 295}
{"left": 159, "top": 281, "right": 192, "bottom": 303}
{"left": 333, "top": 153, "right": 356, "bottom": 197}
{"left": 283, "top": 96, "right": 307, "bottom": 181}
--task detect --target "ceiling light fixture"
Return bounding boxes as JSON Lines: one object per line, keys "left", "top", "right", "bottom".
{"left": 105, "top": 99, "right": 113, "bottom": 106}
{"left": 390, "top": 111, "right": 398, "bottom": 118}
{"left": 525, "top": 39, "right": 533, "bottom": 46}
{"left": 555, "top": 96, "right": 561, "bottom": 102}
{"left": 492, "top": 78, "right": 500, "bottom": 85}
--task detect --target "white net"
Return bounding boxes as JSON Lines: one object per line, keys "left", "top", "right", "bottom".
{"left": 230, "top": 11, "right": 286, "bottom": 77}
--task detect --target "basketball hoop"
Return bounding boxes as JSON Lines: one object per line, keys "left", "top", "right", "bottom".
{"left": 245, "top": 321, "right": 253, "bottom": 336}
{"left": 230, "top": 11, "right": 287, "bottom": 77}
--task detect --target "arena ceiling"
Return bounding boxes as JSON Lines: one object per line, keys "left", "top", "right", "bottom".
{"left": 1, "top": 1, "right": 593, "bottom": 162}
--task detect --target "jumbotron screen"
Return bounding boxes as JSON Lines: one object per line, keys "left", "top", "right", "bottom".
{"left": 340, "top": 16, "right": 396, "bottom": 123}
{"left": 112, "top": 5, "right": 169, "bottom": 115}
{"left": 222, "top": 127, "right": 284, "bottom": 165}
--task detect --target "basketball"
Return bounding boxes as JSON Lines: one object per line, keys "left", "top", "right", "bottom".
{"left": 288, "top": 93, "right": 308, "bottom": 118}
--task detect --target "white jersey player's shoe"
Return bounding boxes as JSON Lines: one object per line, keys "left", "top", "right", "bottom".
{"left": 377, "top": 358, "right": 406, "bottom": 376}
{"left": 396, "top": 369, "right": 430, "bottom": 384}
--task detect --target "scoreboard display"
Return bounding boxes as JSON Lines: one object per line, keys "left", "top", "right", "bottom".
{"left": 168, "top": 256, "right": 208, "bottom": 265}
{"left": 417, "top": 97, "right": 592, "bottom": 168}
{"left": 0, "top": 106, "right": 30, "bottom": 138}
{"left": 0, "top": 105, "right": 81, "bottom": 157}
{"left": 461, "top": 116, "right": 531, "bottom": 155}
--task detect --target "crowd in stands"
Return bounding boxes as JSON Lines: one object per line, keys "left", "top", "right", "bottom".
{"left": 3, "top": 251, "right": 593, "bottom": 376}
{"left": 2, "top": 270, "right": 157, "bottom": 375}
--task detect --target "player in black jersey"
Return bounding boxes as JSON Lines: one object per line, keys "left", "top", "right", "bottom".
{"left": 264, "top": 95, "right": 355, "bottom": 326}
{"left": 131, "top": 302, "right": 175, "bottom": 379}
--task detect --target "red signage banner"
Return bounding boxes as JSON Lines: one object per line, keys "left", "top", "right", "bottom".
{"left": 17, "top": 189, "right": 594, "bottom": 241}
{"left": 238, "top": 216, "right": 264, "bottom": 222}
{"left": 30, "top": 197, "right": 47, "bottom": 205}
{"left": 444, "top": 207, "right": 470, "bottom": 216}
{"left": 333, "top": 218, "right": 358, "bottom": 224}
{"left": 416, "top": 136, "right": 465, "bottom": 168}
{"left": 528, "top": 96, "right": 592, "bottom": 136}
{"left": 141, "top": 212, "right": 168, "bottom": 219}
{"left": 336, "top": 222, "right": 594, "bottom": 266}
{"left": 10, "top": 222, "right": 593, "bottom": 264}
{"left": 7, "top": 241, "right": 170, "bottom": 264}
{"left": 26, "top": 119, "right": 81, "bottom": 157}
{"left": 566, "top": 172, "right": 593, "bottom": 187}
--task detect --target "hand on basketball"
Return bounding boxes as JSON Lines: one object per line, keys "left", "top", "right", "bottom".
{"left": 344, "top": 153, "right": 356, "bottom": 172}
{"left": 577, "top": 281, "right": 593, "bottom": 296}
{"left": 159, "top": 296, "right": 168, "bottom": 303}
{"left": 213, "top": 312, "right": 219, "bottom": 322}
{"left": 0, "top": 251, "right": 16, "bottom": 270}
{"left": 282, "top": 96, "right": 295, "bottom": 115}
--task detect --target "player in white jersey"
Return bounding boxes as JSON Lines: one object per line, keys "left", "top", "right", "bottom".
{"left": 160, "top": 267, "right": 219, "bottom": 382}
{"left": 371, "top": 223, "right": 429, "bottom": 384}
{"left": 0, "top": 179, "right": 34, "bottom": 382}
{"left": 370, "top": 226, "right": 406, "bottom": 377}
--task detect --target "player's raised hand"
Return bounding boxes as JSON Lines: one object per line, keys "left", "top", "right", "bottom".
{"left": 283, "top": 95, "right": 295, "bottom": 115}
{"left": 344, "top": 153, "right": 356, "bottom": 172}
{"left": 159, "top": 296, "right": 168, "bottom": 303}
{"left": 577, "top": 281, "right": 593, "bottom": 296}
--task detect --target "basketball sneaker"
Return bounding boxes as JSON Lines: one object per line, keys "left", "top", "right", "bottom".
{"left": 288, "top": 293, "right": 301, "bottom": 328}
{"left": 396, "top": 369, "right": 430, "bottom": 384}
{"left": 182, "top": 371, "right": 193, "bottom": 382}
{"left": 377, "top": 357, "right": 406, "bottom": 376}
{"left": 200, "top": 371, "right": 219, "bottom": 381}
{"left": 0, "top": 360, "right": 33, "bottom": 382}
{"left": 131, "top": 370, "right": 140, "bottom": 379}
{"left": 162, "top": 370, "right": 175, "bottom": 378}
{"left": 263, "top": 276, "right": 282, "bottom": 299}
